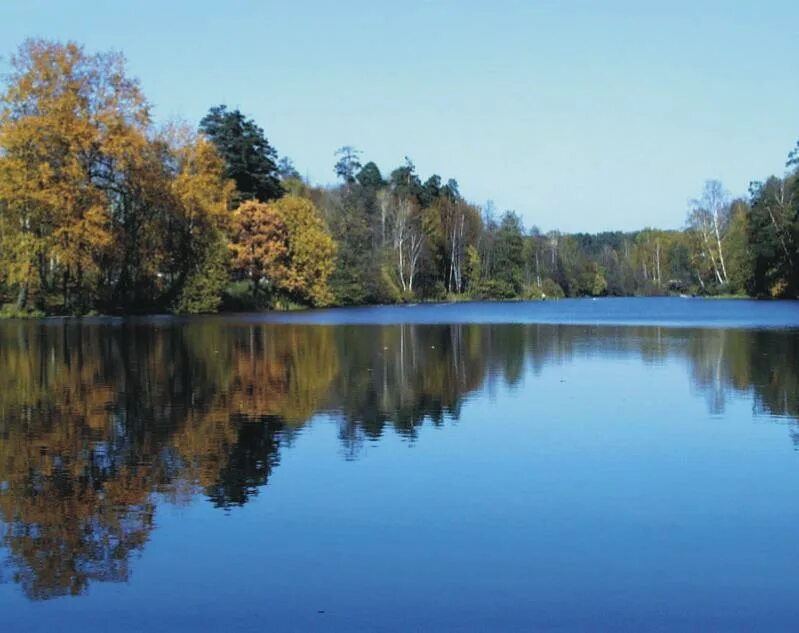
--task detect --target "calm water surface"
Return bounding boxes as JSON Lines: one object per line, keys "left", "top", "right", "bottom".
{"left": 1, "top": 298, "right": 798, "bottom": 631}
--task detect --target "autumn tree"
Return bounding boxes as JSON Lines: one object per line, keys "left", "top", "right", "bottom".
{"left": 0, "top": 39, "right": 150, "bottom": 312}
{"left": 230, "top": 196, "right": 336, "bottom": 307}
{"left": 167, "top": 128, "right": 234, "bottom": 313}
{"left": 274, "top": 196, "right": 337, "bottom": 306}
{"left": 229, "top": 200, "right": 290, "bottom": 304}
{"left": 0, "top": 40, "right": 234, "bottom": 314}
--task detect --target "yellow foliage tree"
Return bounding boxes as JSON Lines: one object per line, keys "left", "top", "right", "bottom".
{"left": 230, "top": 195, "right": 336, "bottom": 306}
{"left": 272, "top": 195, "right": 337, "bottom": 306}
{"left": 0, "top": 40, "right": 235, "bottom": 314}
{"left": 230, "top": 200, "right": 291, "bottom": 302}
{"left": 167, "top": 127, "right": 234, "bottom": 313}
{"left": 0, "top": 39, "right": 150, "bottom": 311}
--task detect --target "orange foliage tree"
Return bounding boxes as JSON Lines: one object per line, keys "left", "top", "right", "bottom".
{"left": 230, "top": 196, "right": 336, "bottom": 306}
{"left": 230, "top": 200, "right": 290, "bottom": 303}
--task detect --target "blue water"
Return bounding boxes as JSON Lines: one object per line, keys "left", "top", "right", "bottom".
{"left": 1, "top": 298, "right": 798, "bottom": 631}
{"left": 222, "top": 297, "right": 799, "bottom": 328}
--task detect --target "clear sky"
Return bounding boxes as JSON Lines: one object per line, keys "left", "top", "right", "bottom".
{"left": 1, "top": 0, "right": 797, "bottom": 232}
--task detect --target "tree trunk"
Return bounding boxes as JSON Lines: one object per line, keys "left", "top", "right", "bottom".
{"left": 63, "top": 268, "right": 70, "bottom": 312}
{"left": 701, "top": 226, "right": 723, "bottom": 285}
{"left": 655, "top": 239, "right": 661, "bottom": 288}
{"left": 535, "top": 250, "right": 541, "bottom": 287}
{"left": 713, "top": 211, "right": 728, "bottom": 284}
{"left": 16, "top": 282, "right": 28, "bottom": 310}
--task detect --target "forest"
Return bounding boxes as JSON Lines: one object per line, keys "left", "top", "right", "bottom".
{"left": 1, "top": 39, "right": 798, "bottom": 316}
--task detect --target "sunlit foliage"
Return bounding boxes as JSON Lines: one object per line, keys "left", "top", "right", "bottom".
{"left": 1, "top": 37, "right": 798, "bottom": 314}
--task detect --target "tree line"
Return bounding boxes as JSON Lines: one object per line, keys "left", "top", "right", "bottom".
{"left": 1, "top": 39, "right": 797, "bottom": 316}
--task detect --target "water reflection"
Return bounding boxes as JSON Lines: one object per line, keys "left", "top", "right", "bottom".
{"left": 0, "top": 320, "right": 797, "bottom": 600}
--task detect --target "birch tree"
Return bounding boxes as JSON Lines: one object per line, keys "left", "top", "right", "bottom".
{"left": 688, "top": 180, "right": 731, "bottom": 286}
{"left": 389, "top": 195, "right": 424, "bottom": 293}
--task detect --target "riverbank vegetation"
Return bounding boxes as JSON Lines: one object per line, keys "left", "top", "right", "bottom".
{"left": 1, "top": 39, "right": 797, "bottom": 315}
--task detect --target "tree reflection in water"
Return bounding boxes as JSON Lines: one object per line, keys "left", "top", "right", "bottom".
{"left": 0, "top": 319, "right": 796, "bottom": 599}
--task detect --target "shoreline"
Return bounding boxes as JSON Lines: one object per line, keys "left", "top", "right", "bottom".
{"left": 0, "top": 294, "right": 792, "bottom": 322}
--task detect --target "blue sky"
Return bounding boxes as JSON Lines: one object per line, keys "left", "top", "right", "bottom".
{"left": 1, "top": 0, "right": 797, "bottom": 232}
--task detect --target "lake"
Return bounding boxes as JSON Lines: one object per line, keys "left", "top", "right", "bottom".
{"left": 1, "top": 298, "right": 798, "bottom": 632}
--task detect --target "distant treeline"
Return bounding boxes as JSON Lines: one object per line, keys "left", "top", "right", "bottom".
{"left": 1, "top": 39, "right": 797, "bottom": 316}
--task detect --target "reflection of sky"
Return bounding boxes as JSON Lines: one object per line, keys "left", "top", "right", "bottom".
{"left": 3, "top": 351, "right": 799, "bottom": 632}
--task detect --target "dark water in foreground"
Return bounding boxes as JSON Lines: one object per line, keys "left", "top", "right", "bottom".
{"left": 1, "top": 298, "right": 798, "bottom": 631}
